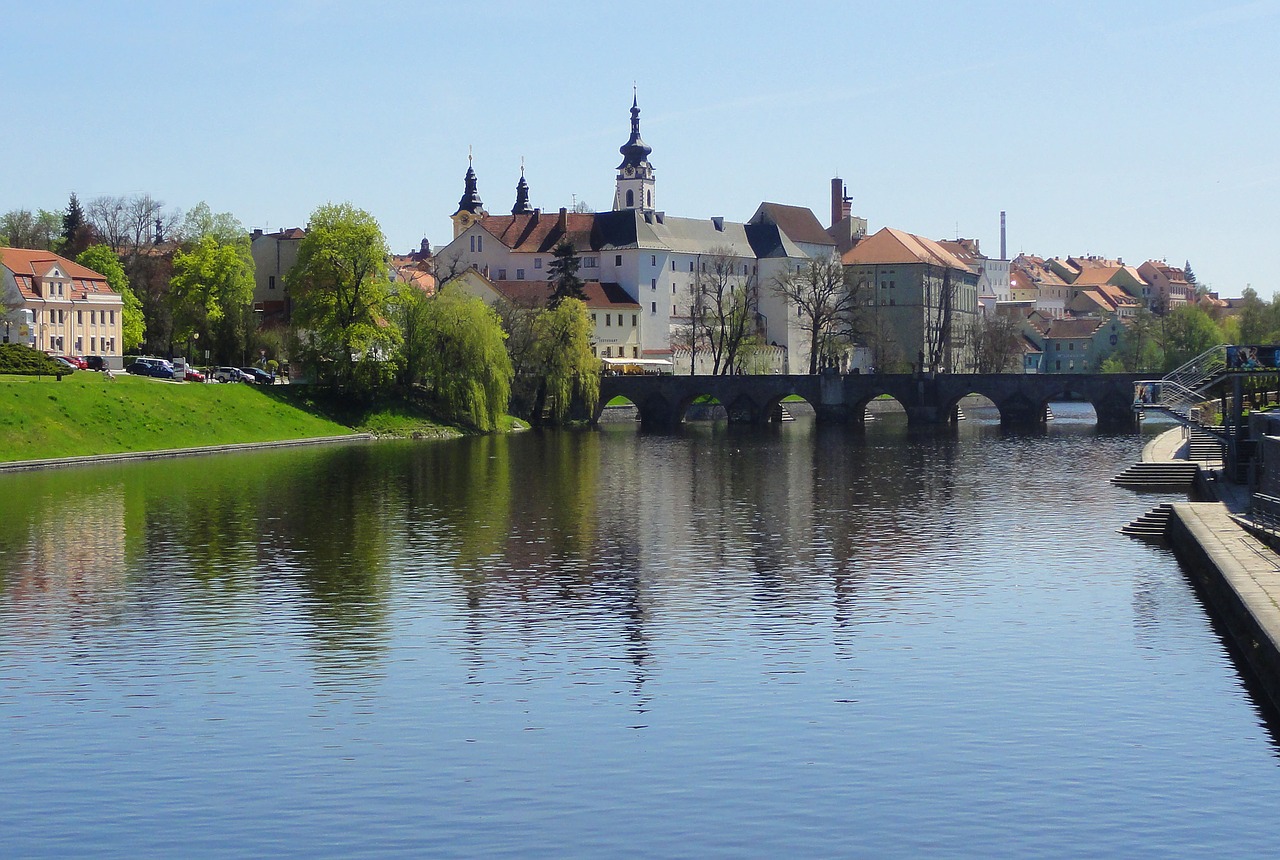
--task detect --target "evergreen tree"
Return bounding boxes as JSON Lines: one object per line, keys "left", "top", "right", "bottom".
{"left": 546, "top": 239, "right": 585, "bottom": 307}
{"left": 61, "top": 193, "right": 89, "bottom": 257}
{"left": 1184, "top": 260, "right": 1197, "bottom": 286}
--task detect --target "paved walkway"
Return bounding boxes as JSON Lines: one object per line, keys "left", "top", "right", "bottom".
{"left": 1142, "top": 425, "right": 1280, "bottom": 711}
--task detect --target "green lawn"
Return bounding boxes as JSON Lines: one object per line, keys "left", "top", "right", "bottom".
{"left": 0, "top": 373, "right": 360, "bottom": 462}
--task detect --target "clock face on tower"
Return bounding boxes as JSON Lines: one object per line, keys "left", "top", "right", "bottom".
{"left": 458, "top": 213, "right": 470, "bottom": 226}
{"left": 623, "top": 165, "right": 635, "bottom": 178}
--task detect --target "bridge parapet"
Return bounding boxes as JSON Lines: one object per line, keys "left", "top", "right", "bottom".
{"left": 594, "top": 372, "right": 1146, "bottom": 431}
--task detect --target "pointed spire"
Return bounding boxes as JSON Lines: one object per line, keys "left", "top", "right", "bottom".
{"left": 512, "top": 159, "right": 533, "bottom": 215}
{"left": 454, "top": 149, "right": 484, "bottom": 215}
{"left": 617, "top": 89, "right": 653, "bottom": 170}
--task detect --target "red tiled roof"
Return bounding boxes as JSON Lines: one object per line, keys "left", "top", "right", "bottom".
{"left": 0, "top": 247, "right": 108, "bottom": 282}
{"left": 479, "top": 212, "right": 596, "bottom": 253}
{"left": 842, "top": 227, "right": 972, "bottom": 271}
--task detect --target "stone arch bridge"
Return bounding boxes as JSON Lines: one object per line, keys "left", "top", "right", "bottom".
{"left": 594, "top": 373, "right": 1145, "bottom": 431}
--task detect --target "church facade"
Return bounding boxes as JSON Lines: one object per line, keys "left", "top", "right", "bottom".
{"left": 433, "top": 97, "right": 837, "bottom": 373}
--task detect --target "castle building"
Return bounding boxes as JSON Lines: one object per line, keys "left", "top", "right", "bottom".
{"left": 434, "top": 97, "right": 834, "bottom": 372}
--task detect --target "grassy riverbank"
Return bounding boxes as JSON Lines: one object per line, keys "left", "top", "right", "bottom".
{"left": 0, "top": 372, "right": 465, "bottom": 462}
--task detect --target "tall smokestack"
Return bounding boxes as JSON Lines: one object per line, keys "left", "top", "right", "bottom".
{"left": 1000, "top": 211, "right": 1007, "bottom": 261}
{"left": 831, "top": 178, "right": 843, "bottom": 228}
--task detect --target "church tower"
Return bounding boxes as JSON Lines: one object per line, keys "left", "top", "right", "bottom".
{"left": 613, "top": 92, "right": 655, "bottom": 212}
{"left": 511, "top": 163, "right": 534, "bottom": 215}
{"left": 451, "top": 153, "right": 488, "bottom": 239}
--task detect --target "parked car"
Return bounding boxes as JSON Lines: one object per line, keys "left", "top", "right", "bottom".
{"left": 240, "top": 367, "right": 274, "bottom": 385}
{"left": 85, "top": 356, "right": 107, "bottom": 371}
{"left": 184, "top": 368, "right": 206, "bottom": 383}
{"left": 65, "top": 355, "right": 89, "bottom": 370}
{"left": 51, "top": 356, "right": 78, "bottom": 372}
{"left": 126, "top": 357, "right": 176, "bottom": 379}
{"left": 212, "top": 366, "right": 252, "bottom": 383}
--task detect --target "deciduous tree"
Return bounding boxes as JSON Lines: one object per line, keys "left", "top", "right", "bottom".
{"left": 76, "top": 244, "right": 145, "bottom": 351}
{"left": 772, "top": 256, "right": 857, "bottom": 374}
{"left": 1160, "top": 304, "right": 1224, "bottom": 371}
{"left": 169, "top": 234, "right": 255, "bottom": 363}
{"left": 402, "top": 288, "right": 512, "bottom": 431}
{"left": 530, "top": 298, "right": 598, "bottom": 424}
{"left": 287, "top": 203, "right": 396, "bottom": 390}
{"left": 0, "top": 209, "right": 61, "bottom": 250}
{"left": 697, "top": 247, "right": 756, "bottom": 374}
{"left": 967, "top": 310, "right": 1024, "bottom": 373}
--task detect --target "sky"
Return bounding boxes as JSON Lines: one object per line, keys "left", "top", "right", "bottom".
{"left": 5, "top": 1, "right": 1279, "bottom": 296}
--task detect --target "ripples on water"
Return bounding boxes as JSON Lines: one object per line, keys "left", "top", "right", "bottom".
{"left": 3, "top": 405, "right": 1280, "bottom": 858}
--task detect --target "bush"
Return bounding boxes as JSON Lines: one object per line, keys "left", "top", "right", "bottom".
{"left": 0, "top": 343, "right": 70, "bottom": 376}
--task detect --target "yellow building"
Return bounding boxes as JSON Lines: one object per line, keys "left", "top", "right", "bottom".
{"left": 1, "top": 247, "right": 124, "bottom": 362}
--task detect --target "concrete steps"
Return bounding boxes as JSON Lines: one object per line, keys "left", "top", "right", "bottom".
{"left": 1112, "top": 461, "right": 1200, "bottom": 491}
{"left": 1122, "top": 502, "right": 1175, "bottom": 538}
{"left": 1188, "top": 428, "right": 1225, "bottom": 463}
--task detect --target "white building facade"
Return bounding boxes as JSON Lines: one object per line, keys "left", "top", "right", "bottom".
{"left": 434, "top": 99, "right": 836, "bottom": 373}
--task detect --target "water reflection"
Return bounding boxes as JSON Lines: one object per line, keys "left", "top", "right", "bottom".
{"left": 8, "top": 410, "right": 1280, "bottom": 857}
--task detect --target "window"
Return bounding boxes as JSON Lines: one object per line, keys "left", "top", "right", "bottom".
{"left": 582, "top": 257, "right": 598, "bottom": 268}
{"left": 633, "top": 346, "right": 639, "bottom": 358}
{"left": 516, "top": 269, "right": 525, "bottom": 279}
{"left": 77, "top": 310, "right": 83, "bottom": 324}
{"left": 591, "top": 313, "right": 597, "bottom": 324}
{"left": 647, "top": 190, "right": 652, "bottom": 208}
{"left": 604, "top": 346, "right": 612, "bottom": 357}
{"left": 689, "top": 262, "right": 694, "bottom": 272}
{"left": 269, "top": 275, "right": 276, "bottom": 290}
{"left": 497, "top": 269, "right": 507, "bottom": 280}
{"left": 1069, "top": 342, "right": 1075, "bottom": 351}
{"left": 535, "top": 258, "right": 542, "bottom": 269}
{"left": 632, "top": 314, "right": 637, "bottom": 327}
{"left": 672, "top": 284, "right": 676, "bottom": 294}
{"left": 469, "top": 236, "right": 475, "bottom": 252}
{"left": 651, "top": 279, "right": 656, "bottom": 290}
{"left": 109, "top": 311, "right": 115, "bottom": 324}
{"left": 1056, "top": 343, "right": 1062, "bottom": 351}
{"left": 477, "top": 236, "right": 482, "bottom": 252}
{"left": 650, "top": 255, "right": 656, "bottom": 266}
{"left": 1056, "top": 360, "right": 1062, "bottom": 370}
{"left": 606, "top": 314, "right": 611, "bottom": 327}
{"left": 626, "top": 190, "right": 634, "bottom": 207}
{"left": 91, "top": 337, "right": 96, "bottom": 351}
{"left": 651, "top": 302, "right": 657, "bottom": 313}
{"left": 671, "top": 260, "right": 676, "bottom": 271}
{"left": 615, "top": 255, "right": 622, "bottom": 266}
{"left": 672, "top": 304, "right": 677, "bottom": 315}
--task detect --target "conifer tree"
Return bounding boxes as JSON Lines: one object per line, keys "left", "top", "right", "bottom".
{"left": 1184, "top": 260, "right": 1197, "bottom": 286}
{"left": 547, "top": 239, "right": 586, "bottom": 308}
{"left": 61, "top": 193, "right": 86, "bottom": 255}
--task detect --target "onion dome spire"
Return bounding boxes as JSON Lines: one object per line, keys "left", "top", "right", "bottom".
{"left": 512, "top": 161, "right": 534, "bottom": 215}
{"left": 454, "top": 150, "right": 484, "bottom": 215}
{"left": 616, "top": 90, "right": 653, "bottom": 170}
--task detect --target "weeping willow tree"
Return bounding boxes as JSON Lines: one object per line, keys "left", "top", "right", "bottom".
{"left": 406, "top": 289, "right": 512, "bottom": 431}
{"left": 531, "top": 298, "right": 599, "bottom": 424}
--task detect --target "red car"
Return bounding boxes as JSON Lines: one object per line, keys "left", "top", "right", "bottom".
{"left": 184, "top": 368, "right": 206, "bottom": 383}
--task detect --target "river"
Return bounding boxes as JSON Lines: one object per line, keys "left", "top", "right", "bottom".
{"left": 3, "top": 406, "right": 1280, "bottom": 858}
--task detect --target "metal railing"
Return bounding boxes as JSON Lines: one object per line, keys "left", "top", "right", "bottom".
{"left": 1162, "top": 345, "right": 1229, "bottom": 395}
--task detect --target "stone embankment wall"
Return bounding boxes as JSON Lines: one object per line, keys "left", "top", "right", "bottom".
{"left": 1168, "top": 503, "right": 1280, "bottom": 715}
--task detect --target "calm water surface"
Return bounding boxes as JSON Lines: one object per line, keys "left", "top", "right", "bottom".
{"left": 3, "top": 407, "right": 1280, "bottom": 858}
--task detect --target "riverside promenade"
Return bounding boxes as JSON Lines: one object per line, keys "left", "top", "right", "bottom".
{"left": 1148, "top": 427, "right": 1280, "bottom": 712}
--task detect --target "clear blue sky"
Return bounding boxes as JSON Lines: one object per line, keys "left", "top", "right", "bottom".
{"left": 6, "top": 1, "right": 1278, "bottom": 296}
